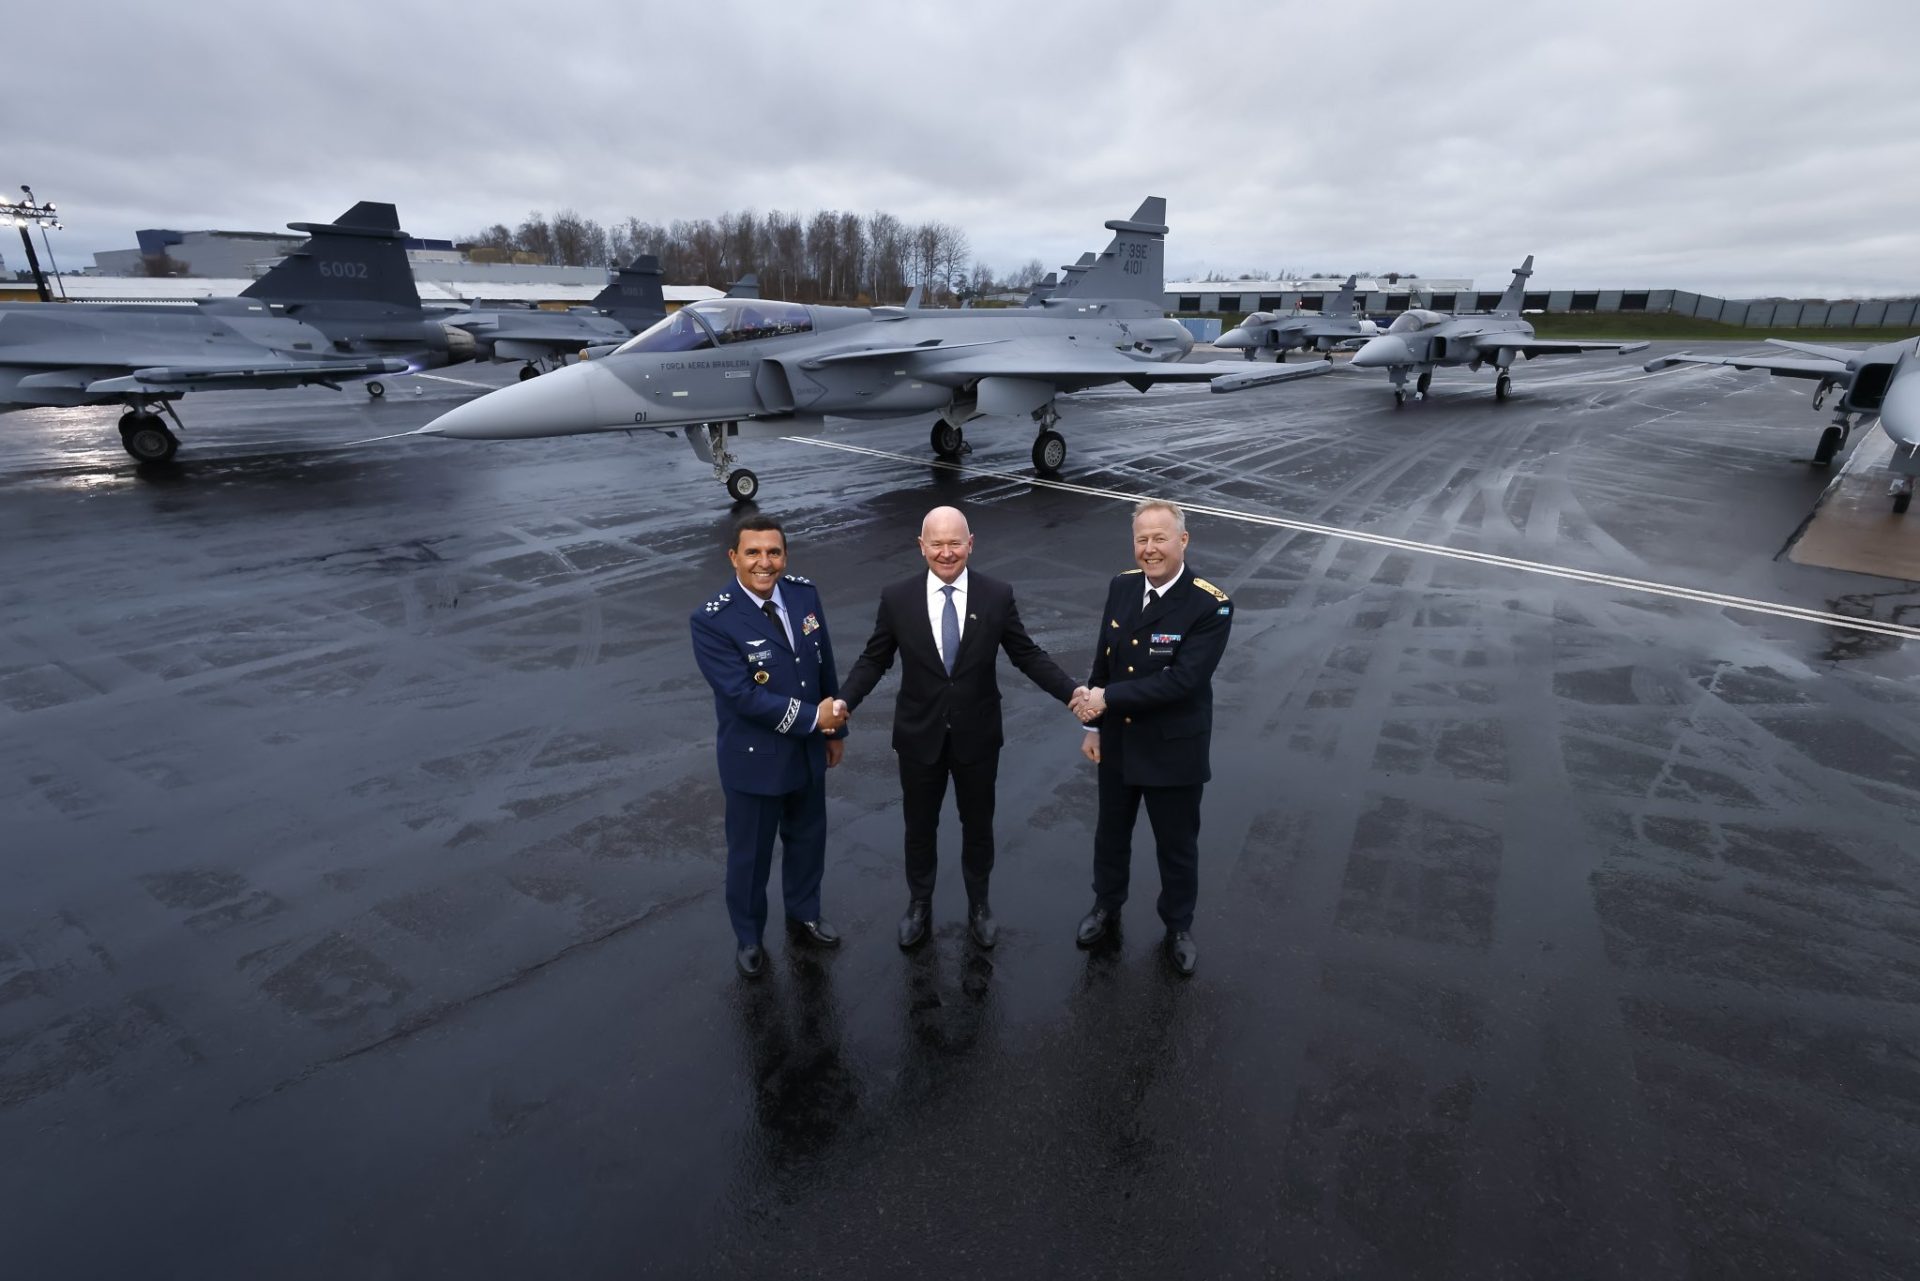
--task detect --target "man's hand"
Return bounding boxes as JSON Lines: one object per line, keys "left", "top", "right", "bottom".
{"left": 833, "top": 698, "right": 849, "bottom": 722}
{"left": 817, "top": 697, "right": 847, "bottom": 732}
{"left": 825, "top": 738, "right": 845, "bottom": 768}
{"left": 1070, "top": 686, "right": 1106, "bottom": 723}
{"left": 1080, "top": 732, "right": 1101, "bottom": 764}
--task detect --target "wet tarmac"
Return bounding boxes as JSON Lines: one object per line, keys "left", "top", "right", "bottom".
{"left": 3, "top": 347, "right": 1919, "bottom": 1279}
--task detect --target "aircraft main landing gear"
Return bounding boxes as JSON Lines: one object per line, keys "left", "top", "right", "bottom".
{"left": 518, "top": 365, "right": 539, "bottom": 382}
{"left": 1030, "top": 404, "right": 1066, "bottom": 474}
{"left": 1416, "top": 371, "right": 1433, "bottom": 397}
{"left": 1393, "top": 390, "right": 1405, "bottom": 408}
{"left": 1813, "top": 414, "right": 1854, "bottom": 467}
{"left": 726, "top": 468, "right": 759, "bottom": 502}
{"left": 118, "top": 408, "right": 179, "bottom": 464}
{"left": 1494, "top": 372, "right": 1512, "bottom": 402}
{"left": 931, "top": 420, "right": 967, "bottom": 460}
{"left": 366, "top": 381, "right": 386, "bottom": 399}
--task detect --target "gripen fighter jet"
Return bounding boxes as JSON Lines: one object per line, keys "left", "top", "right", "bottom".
{"left": 411, "top": 198, "right": 1330, "bottom": 501}
{"left": 1349, "top": 257, "right": 1649, "bottom": 406}
{"left": 1216, "top": 275, "right": 1379, "bottom": 361}
{"left": 0, "top": 201, "right": 480, "bottom": 461}
{"left": 1646, "top": 339, "right": 1920, "bottom": 512}
{"left": 446, "top": 256, "right": 667, "bottom": 381}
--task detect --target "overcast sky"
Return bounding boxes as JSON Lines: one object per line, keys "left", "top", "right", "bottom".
{"left": 9, "top": 0, "right": 1919, "bottom": 297}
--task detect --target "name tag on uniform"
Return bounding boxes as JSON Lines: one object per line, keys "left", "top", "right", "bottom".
{"left": 801, "top": 613, "right": 820, "bottom": 635}
{"left": 745, "top": 644, "right": 773, "bottom": 663}
{"left": 1150, "top": 633, "right": 1182, "bottom": 645}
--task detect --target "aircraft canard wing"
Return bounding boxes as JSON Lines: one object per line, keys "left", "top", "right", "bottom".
{"left": 1472, "top": 338, "right": 1651, "bottom": 359}
{"left": 86, "top": 356, "right": 410, "bottom": 394}
{"left": 1641, "top": 351, "right": 1847, "bottom": 380}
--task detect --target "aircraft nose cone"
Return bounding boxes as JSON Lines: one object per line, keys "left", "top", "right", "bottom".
{"left": 1216, "top": 327, "right": 1252, "bottom": 349}
{"left": 418, "top": 360, "right": 638, "bottom": 440}
{"left": 1879, "top": 366, "right": 1920, "bottom": 449}
{"left": 1351, "top": 335, "right": 1411, "bottom": 368}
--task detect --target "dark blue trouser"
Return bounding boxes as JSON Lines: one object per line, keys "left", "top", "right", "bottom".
{"left": 1092, "top": 759, "right": 1204, "bottom": 932}
{"left": 724, "top": 775, "right": 827, "bottom": 946}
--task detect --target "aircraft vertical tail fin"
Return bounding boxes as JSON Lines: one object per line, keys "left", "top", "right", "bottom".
{"left": 240, "top": 201, "right": 421, "bottom": 311}
{"left": 1064, "top": 197, "right": 1168, "bottom": 305}
{"left": 726, "top": 274, "right": 760, "bottom": 299}
{"left": 592, "top": 255, "right": 666, "bottom": 325}
{"left": 1050, "top": 252, "right": 1097, "bottom": 299}
{"left": 1023, "top": 271, "right": 1058, "bottom": 307}
{"left": 1331, "top": 274, "right": 1358, "bottom": 315}
{"left": 1494, "top": 255, "right": 1534, "bottom": 314}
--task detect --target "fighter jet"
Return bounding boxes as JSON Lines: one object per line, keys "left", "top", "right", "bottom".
{"left": 1348, "top": 257, "right": 1649, "bottom": 406}
{"left": 1022, "top": 272, "right": 1059, "bottom": 307}
{"left": 445, "top": 256, "right": 667, "bottom": 381}
{"left": 0, "top": 200, "right": 479, "bottom": 461}
{"left": 408, "top": 198, "right": 1330, "bottom": 501}
{"left": 1216, "top": 275, "right": 1379, "bottom": 361}
{"left": 1646, "top": 338, "right": 1920, "bottom": 512}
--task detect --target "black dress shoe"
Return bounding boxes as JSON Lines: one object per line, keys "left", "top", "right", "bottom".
{"left": 1165, "top": 930, "right": 1197, "bottom": 976}
{"left": 967, "top": 903, "right": 998, "bottom": 950}
{"left": 788, "top": 919, "right": 841, "bottom": 948}
{"left": 897, "top": 900, "right": 932, "bottom": 950}
{"left": 1076, "top": 904, "right": 1113, "bottom": 948}
{"left": 736, "top": 944, "right": 765, "bottom": 978}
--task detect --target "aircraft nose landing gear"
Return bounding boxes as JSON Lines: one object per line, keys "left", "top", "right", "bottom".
{"left": 117, "top": 401, "right": 184, "bottom": 464}
{"left": 1892, "top": 476, "right": 1913, "bottom": 514}
{"left": 1494, "top": 372, "right": 1512, "bottom": 401}
{"left": 1813, "top": 414, "right": 1854, "bottom": 467}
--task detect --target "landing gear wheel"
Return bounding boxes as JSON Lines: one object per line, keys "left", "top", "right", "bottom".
{"left": 1814, "top": 425, "right": 1844, "bottom": 466}
{"left": 1393, "top": 390, "right": 1405, "bottom": 409}
{"left": 1242, "top": 348, "right": 1255, "bottom": 362}
{"left": 366, "top": 381, "right": 385, "bottom": 399}
{"left": 931, "top": 421, "right": 965, "bottom": 459}
{"left": 726, "top": 468, "right": 759, "bottom": 503}
{"left": 1032, "top": 430, "right": 1066, "bottom": 474}
{"left": 1416, "top": 371, "right": 1432, "bottom": 396}
{"left": 1495, "top": 374, "right": 1512, "bottom": 402}
{"left": 119, "top": 414, "right": 178, "bottom": 464}
{"left": 518, "top": 365, "right": 539, "bottom": 382}
{"left": 1275, "top": 348, "right": 1288, "bottom": 363}
{"left": 1896, "top": 491, "right": 1913, "bottom": 515}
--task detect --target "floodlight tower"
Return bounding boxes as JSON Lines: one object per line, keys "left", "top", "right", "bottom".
{"left": 2, "top": 187, "right": 64, "bottom": 302}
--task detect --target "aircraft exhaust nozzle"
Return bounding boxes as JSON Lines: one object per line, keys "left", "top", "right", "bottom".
{"left": 1350, "top": 335, "right": 1411, "bottom": 368}
{"left": 439, "top": 323, "right": 478, "bottom": 365}
{"left": 417, "top": 360, "right": 639, "bottom": 440}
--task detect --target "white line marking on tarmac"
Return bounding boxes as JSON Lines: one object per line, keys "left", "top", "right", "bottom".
{"left": 792, "top": 436, "right": 1920, "bottom": 642}
{"left": 413, "top": 373, "right": 497, "bottom": 390}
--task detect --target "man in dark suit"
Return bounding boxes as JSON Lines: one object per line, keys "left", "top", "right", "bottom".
{"left": 689, "top": 514, "right": 848, "bottom": 979}
{"left": 836, "top": 506, "right": 1082, "bottom": 950}
{"left": 1071, "top": 499, "right": 1233, "bottom": 976}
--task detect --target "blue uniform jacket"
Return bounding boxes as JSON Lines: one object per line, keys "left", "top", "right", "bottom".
{"left": 690, "top": 575, "right": 843, "bottom": 797}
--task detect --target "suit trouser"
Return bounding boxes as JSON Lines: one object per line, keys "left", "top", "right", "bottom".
{"left": 723, "top": 773, "right": 827, "bottom": 946}
{"left": 1092, "top": 755, "right": 1204, "bottom": 932}
{"left": 898, "top": 738, "right": 999, "bottom": 905}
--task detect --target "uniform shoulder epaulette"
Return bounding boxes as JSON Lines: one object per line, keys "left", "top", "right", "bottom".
{"left": 1120, "top": 568, "right": 1144, "bottom": 576}
{"left": 1193, "top": 577, "right": 1229, "bottom": 602}
{"left": 702, "top": 589, "right": 734, "bottom": 615}
{"left": 783, "top": 574, "right": 812, "bottom": 586}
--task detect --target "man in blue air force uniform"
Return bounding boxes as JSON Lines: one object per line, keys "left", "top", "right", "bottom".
{"left": 689, "top": 514, "right": 847, "bottom": 978}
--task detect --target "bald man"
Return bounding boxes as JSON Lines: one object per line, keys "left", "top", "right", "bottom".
{"left": 837, "top": 506, "right": 1083, "bottom": 950}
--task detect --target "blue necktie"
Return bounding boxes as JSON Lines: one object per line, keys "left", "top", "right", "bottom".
{"left": 940, "top": 585, "right": 959, "bottom": 675}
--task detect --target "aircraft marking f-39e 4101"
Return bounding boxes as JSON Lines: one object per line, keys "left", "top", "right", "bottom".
{"left": 1348, "top": 257, "right": 1649, "bottom": 405}
{"left": 1646, "top": 338, "right": 1920, "bottom": 513}
{"left": 408, "top": 198, "right": 1331, "bottom": 501}
{"left": 1216, "top": 275, "right": 1379, "bottom": 361}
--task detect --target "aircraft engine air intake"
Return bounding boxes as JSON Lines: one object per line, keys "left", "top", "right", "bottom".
{"left": 437, "top": 324, "right": 479, "bottom": 366}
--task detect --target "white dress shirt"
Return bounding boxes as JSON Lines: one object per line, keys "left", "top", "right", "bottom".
{"left": 927, "top": 568, "right": 969, "bottom": 667}
{"left": 1141, "top": 563, "right": 1185, "bottom": 610}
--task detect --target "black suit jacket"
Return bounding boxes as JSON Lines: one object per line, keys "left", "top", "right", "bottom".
{"left": 1086, "top": 567, "right": 1233, "bottom": 787}
{"left": 840, "top": 570, "right": 1078, "bottom": 765}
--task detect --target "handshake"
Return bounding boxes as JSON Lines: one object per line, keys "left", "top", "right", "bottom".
{"left": 1069, "top": 685, "right": 1106, "bottom": 724}
{"left": 817, "top": 697, "right": 850, "bottom": 732}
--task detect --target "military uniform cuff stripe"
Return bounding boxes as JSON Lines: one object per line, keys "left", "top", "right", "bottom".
{"left": 776, "top": 699, "right": 801, "bottom": 734}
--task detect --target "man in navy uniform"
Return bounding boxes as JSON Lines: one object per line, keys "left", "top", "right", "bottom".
{"left": 834, "top": 505, "right": 1083, "bottom": 951}
{"left": 690, "top": 514, "right": 847, "bottom": 978}
{"left": 1070, "top": 499, "right": 1232, "bottom": 976}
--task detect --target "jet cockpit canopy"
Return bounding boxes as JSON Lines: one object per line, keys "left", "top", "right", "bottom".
{"left": 1387, "top": 309, "right": 1447, "bottom": 334}
{"left": 689, "top": 299, "right": 813, "bottom": 345}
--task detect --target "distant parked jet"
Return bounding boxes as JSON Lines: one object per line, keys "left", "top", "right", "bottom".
{"left": 1216, "top": 275, "right": 1379, "bottom": 361}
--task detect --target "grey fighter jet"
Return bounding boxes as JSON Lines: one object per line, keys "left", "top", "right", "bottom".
{"left": 1216, "top": 275, "right": 1379, "bottom": 361}
{"left": 409, "top": 198, "right": 1330, "bottom": 501}
{"left": 447, "top": 256, "right": 667, "bottom": 381}
{"left": 1646, "top": 338, "right": 1920, "bottom": 512}
{"left": 1021, "top": 271, "right": 1059, "bottom": 307}
{"left": 1349, "top": 257, "right": 1649, "bottom": 405}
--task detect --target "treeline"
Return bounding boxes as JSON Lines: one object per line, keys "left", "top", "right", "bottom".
{"left": 463, "top": 208, "right": 1050, "bottom": 304}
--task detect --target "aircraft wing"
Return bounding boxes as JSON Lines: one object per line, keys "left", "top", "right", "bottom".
{"left": 894, "top": 342, "right": 1333, "bottom": 393}
{"left": 1472, "top": 337, "right": 1651, "bottom": 359}
{"left": 1764, "top": 338, "right": 1872, "bottom": 362}
{"left": 85, "top": 356, "right": 410, "bottom": 395}
{"left": 1641, "top": 350, "right": 1847, "bottom": 381}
